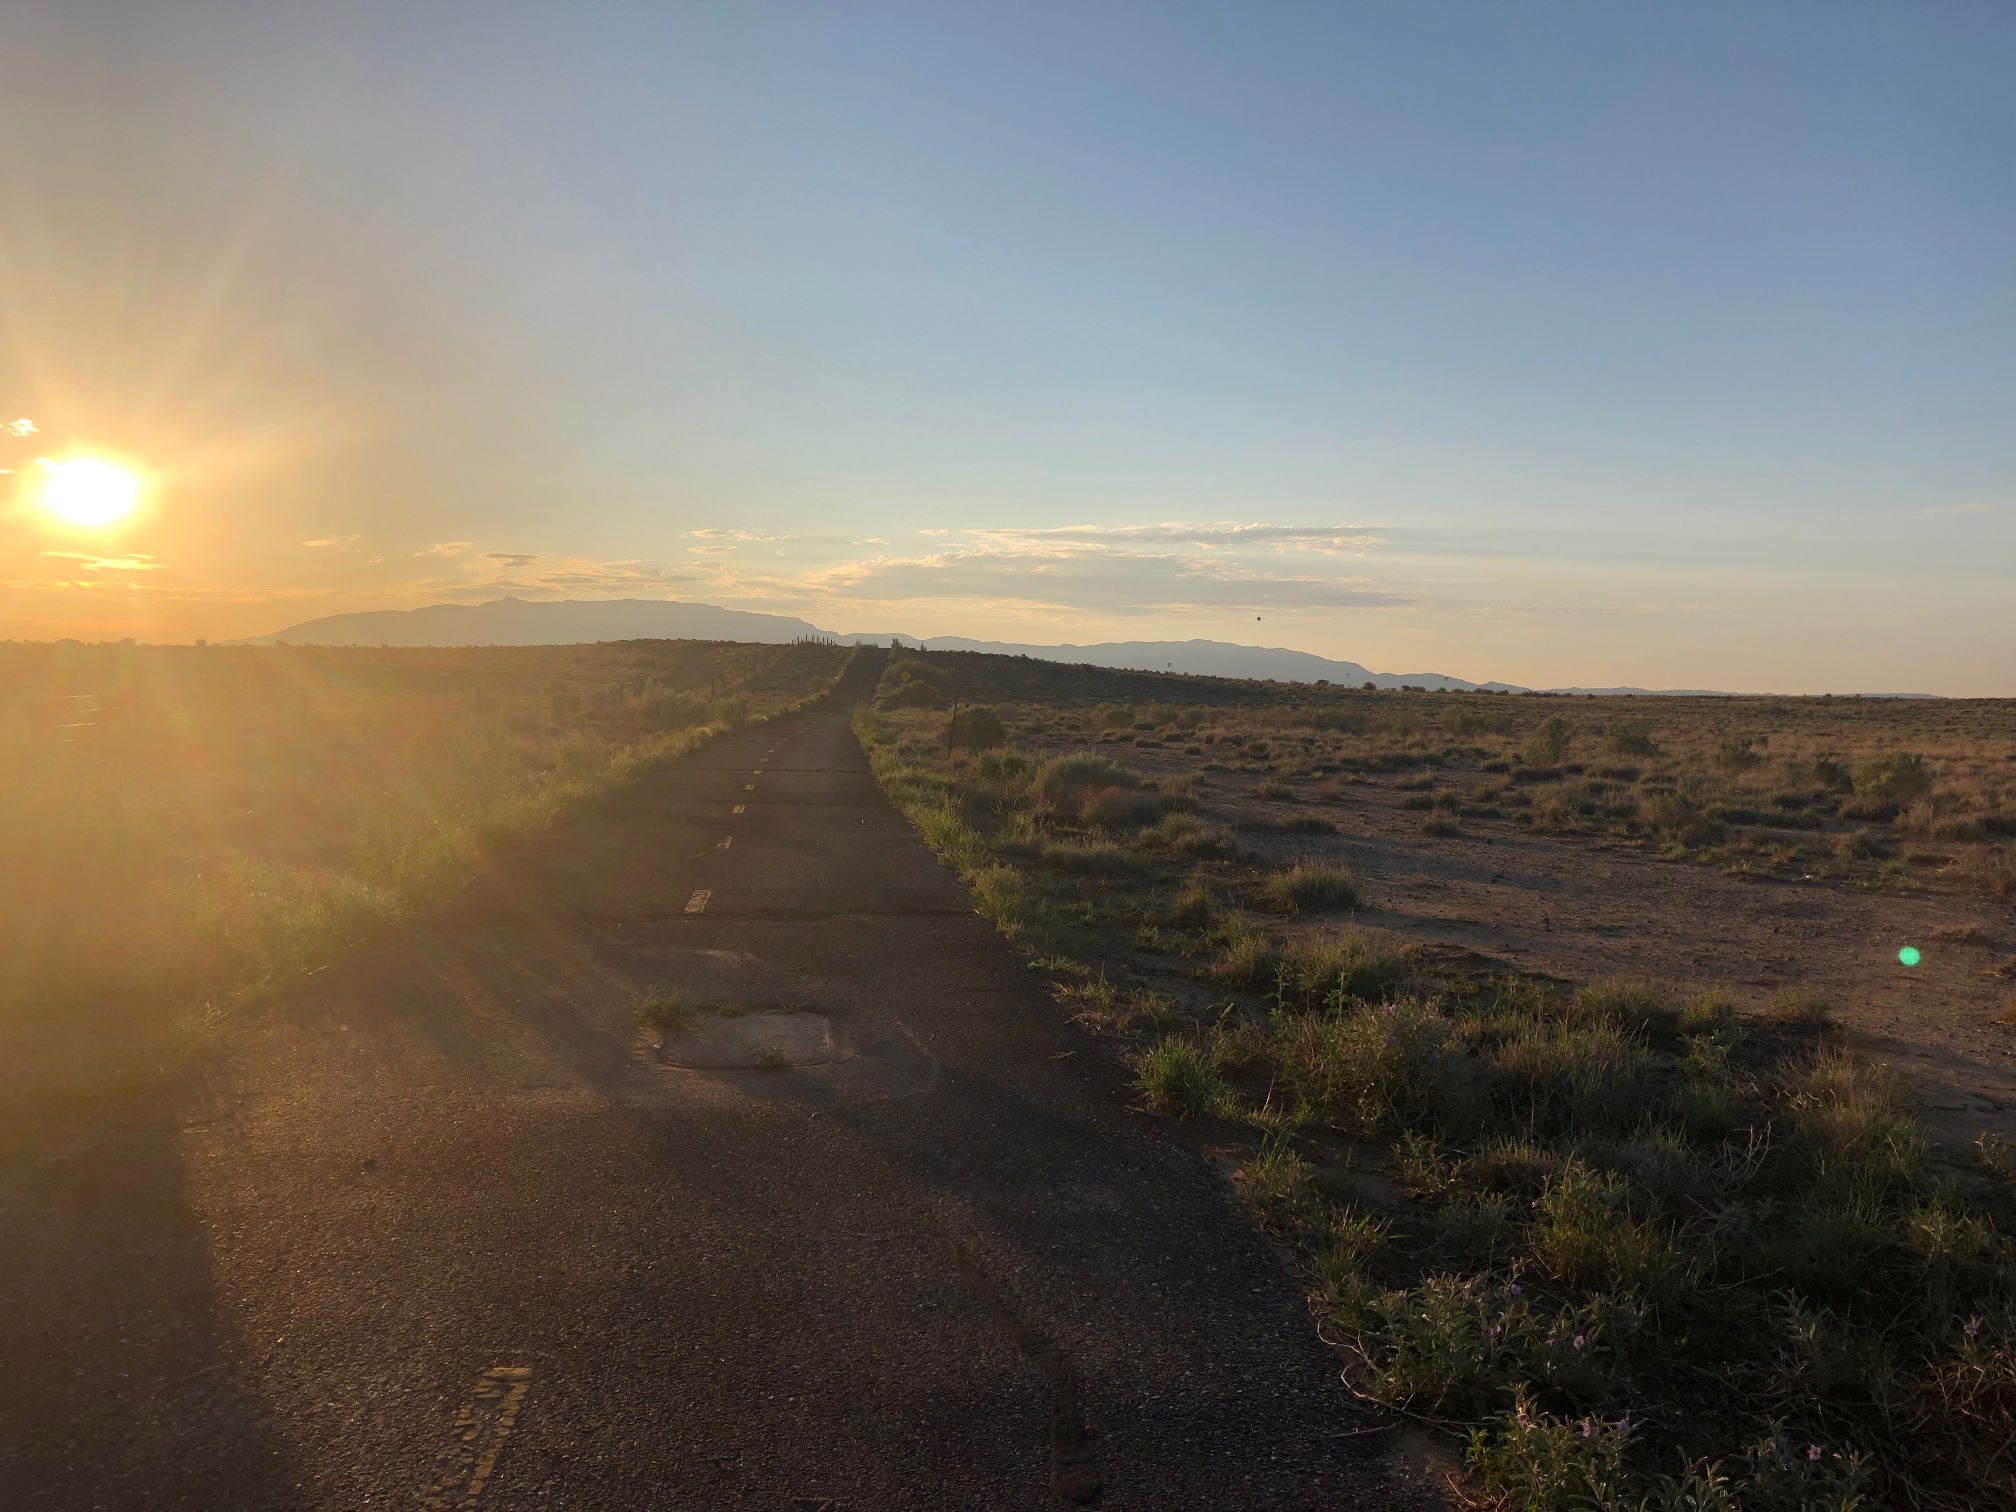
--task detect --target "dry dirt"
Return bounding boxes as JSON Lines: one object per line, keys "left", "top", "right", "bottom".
{"left": 1135, "top": 752, "right": 2015, "bottom": 1147}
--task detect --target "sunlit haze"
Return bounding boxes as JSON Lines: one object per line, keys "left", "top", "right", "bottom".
{"left": 2, "top": 3, "right": 2011, "bottom": 691}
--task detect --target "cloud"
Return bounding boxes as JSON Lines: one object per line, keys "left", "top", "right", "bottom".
{"left": 689, "top": 528, "right": 790, "bottom": 542}
{"left": 403, "top": 545, "right": 697, "bottom": 600}
{"left": 802, "top": 542, "right": 1402, "bottom": 614}
{"left": 967, "top": 521, "right": 1382, "bottom": 555}
{"left": 4, "top": 418, "right": 36, "bottom": 437}
{"left": 1916, "top": 501, "right": 1993, "bottom": 517}
{"left": 302, "top": 535, "right": 360, "bottom": 548}
{"left": 41, "top": 550, "right": 164, "bottom": 572}
{"left": 853, "top": 536, "right": 890, "bottom": 545}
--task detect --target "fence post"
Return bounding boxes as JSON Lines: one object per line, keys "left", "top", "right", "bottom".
{"left": 947, "top": 699, "right": 958, "bottom": 755}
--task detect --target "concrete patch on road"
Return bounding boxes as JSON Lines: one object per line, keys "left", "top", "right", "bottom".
{"left": 650, "top": 1007, "right": 839, "bottom": 1069}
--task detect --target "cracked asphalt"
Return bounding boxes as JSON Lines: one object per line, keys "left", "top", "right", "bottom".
{"left": 0, "top": 649, "right": 1412, "bottom": 1509}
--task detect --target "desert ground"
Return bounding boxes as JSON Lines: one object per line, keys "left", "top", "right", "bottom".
{"left": 6, "top": 638, "right": 2014, "bottom": 1509}
{"left": 859, "top": 647, "right": 2016, "bottom": 1509}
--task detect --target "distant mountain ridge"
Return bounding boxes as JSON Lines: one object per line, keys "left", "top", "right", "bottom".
{"left": 242, "top": 594, "right": 1919, "bottom": 696}
{"left": 241, "top": 596, "right": 1520, "bottom": 689}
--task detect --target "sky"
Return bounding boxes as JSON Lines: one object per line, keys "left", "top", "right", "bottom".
{"left": 1, "top": 1, "right": 2011, "bottom": 693}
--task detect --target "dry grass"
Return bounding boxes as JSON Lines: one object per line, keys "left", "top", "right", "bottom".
{"left": 0, "top": 638, "right": 852, "bottom": 1153}
{"left": 856, "top": 646, "right": 2016, "bottom": 1510}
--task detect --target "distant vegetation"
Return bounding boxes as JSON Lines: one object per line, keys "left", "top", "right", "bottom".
{"left": 0, "top": 637, "right": 852, "bottom": 1154}
{"left": 856, "top": 645, "right": 2016, "bottom": 1510}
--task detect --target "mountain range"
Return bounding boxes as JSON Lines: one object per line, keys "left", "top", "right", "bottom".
{"left": 240, "top": 594, "right": 1873, "bottom": 696}
{"left": 242, "top": 596, "right": 1532, "bottom": 690}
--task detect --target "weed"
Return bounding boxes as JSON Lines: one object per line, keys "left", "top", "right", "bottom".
{"left": 636, "top": 986, "right": 698, "bottom": 1033}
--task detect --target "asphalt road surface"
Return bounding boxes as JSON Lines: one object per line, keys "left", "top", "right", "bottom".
{"left": 2, "top": 650, "right": 1412, "bottom": 1509}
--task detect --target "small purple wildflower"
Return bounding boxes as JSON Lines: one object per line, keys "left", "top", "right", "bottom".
{"left": 1807, "top": 1445, "right": 1822, "bottom": 1462}
{"left": 1965, "top": 1318, "right": 1981, "bottom": 1340}
{"left": 1573, "top": 1334, "right": 1586, "bottom": 1350}
{"left": 1580, "top": 1418, "right": 1594, "bottom": 1439}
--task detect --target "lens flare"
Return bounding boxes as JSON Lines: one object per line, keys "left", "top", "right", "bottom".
{"left": 1898, "top": 945, "right": 1921, "bottom": 967}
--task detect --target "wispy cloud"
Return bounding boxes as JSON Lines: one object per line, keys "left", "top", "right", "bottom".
{"left": 41, "top": 550, "right": 164, "bottom": 572}
{"left": 799, "top": 541, "right": 1401, "bottom": 614}
{"left": 1916, "top": 501, "right": 1993, "bottom": 517}
{"left": 404, "top": 545, "right": 697, "bottom": 600}
{"left": 689, "top": 528, "right": 791, "bottom": 543}
{"left": 967, "top": 521, "right": 1382, "bottom": 555}
{"left": 302, "top": 534, "right": 360, "bottom": 548}
{"left": 4, "top": 418, "right": 36, "bottom": 437}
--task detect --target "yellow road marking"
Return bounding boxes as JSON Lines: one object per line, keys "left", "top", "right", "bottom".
{"left": 684, "top": 889, "right": 711, "bottom": 914}
{"left": 717, "top": 835, "right": 732, "bottom": 850}
{"left": 424, "top": 1366, "right": 532, "bottom": 1509}
{"left": 744, "top": 783, "right": 754, "bottom": 791}
{"left": 732, "top": 804, "right": 745, "bottom": 814}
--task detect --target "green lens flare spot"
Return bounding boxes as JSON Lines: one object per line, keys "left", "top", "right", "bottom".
{"left": 1898, "top": 945, "right": 1921, "bottom": 968}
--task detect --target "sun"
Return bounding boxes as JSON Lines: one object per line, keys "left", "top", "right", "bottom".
{"left": 34, "top": 456, "right": 145, "bottom": 529}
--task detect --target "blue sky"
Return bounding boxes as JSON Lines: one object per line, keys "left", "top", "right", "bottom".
{"left": 1, "top": 2, "right": 2011, "bottom": 690}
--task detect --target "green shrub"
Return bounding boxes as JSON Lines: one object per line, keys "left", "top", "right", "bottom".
{"left": 1523, "top": 715, "right": 1571, "bottom": 766}
{"left": 948, "top": 705, "right": 1007, "bottom": 750}
{"left": 1530, "top": 1160, "right": 1681, "bottom": 1293}
{"left": 1081, "top": 786, "right": 1163, "bottom": 828}
{"left": 1853, "top": 751, "right": 1933, "bottom": 809}
{"left": 974, "top": 747, "right": 1031, "bottom": 783}
{"left": 1167, "top": 876, "right": 1217, "bottom": 931}
{"left": 1274, "top": 929, "right": 1412, "bottom": 1007}
{"left": 1487, "top": 1017, "right": 1654, "bottom": 1137}
{"left": 1272, "top": 998, "right": 1483, "bottom": 1135}
{"left": 1033, "top": 752, "right": 1144, "bottom": 807}
{"left": 1603, "top": 717, "right": 1657, "bottom": 756}
{"left": 880, "top": 676, "right": 942, "bottom": 709}
{"left": 1642, "top": 789, "right": 1720, "bottom": 845}
{"left": 1716, "top": 735, "right": 1764, "bottom": 770}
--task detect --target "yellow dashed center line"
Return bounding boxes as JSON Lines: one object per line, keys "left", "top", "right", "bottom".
{"left": 732, "top": 803, "right": 745, "bottom": 814}
{"left": 684, "top": 889, "right": 711, "bottom": 914}
{"left": 717, "top": 835, "right": 733, "bottom": 850}
{"left": 424, "top": 1366, "right": 533, "bottom": 1510}
{"left": 744, "top": 783, "right": 755, "bottom": 791}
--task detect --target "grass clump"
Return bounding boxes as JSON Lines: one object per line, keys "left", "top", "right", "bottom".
{"left": 1135, "top": 1036, "right": 1231, "bottom": 1118}
{"left": 1272, "top": 929, "right": 1413, "bottom": 1008}
{"left": 971, "top": 865, "right": 1034, "bottom": 938}
{"left": 1769, "top": 986, "right": 1833, "bottom": 1028}
{"left": 1257, "top": 860, "right": 1361, "bottom": 914}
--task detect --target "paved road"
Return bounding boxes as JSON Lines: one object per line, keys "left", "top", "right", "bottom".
{"left": 1, "top": 651, "right": 1408, "bottom": 1509}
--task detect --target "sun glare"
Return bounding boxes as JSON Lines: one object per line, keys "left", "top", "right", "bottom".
{"left": 34, "top": 456, "right": 145, "bottom": 529}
